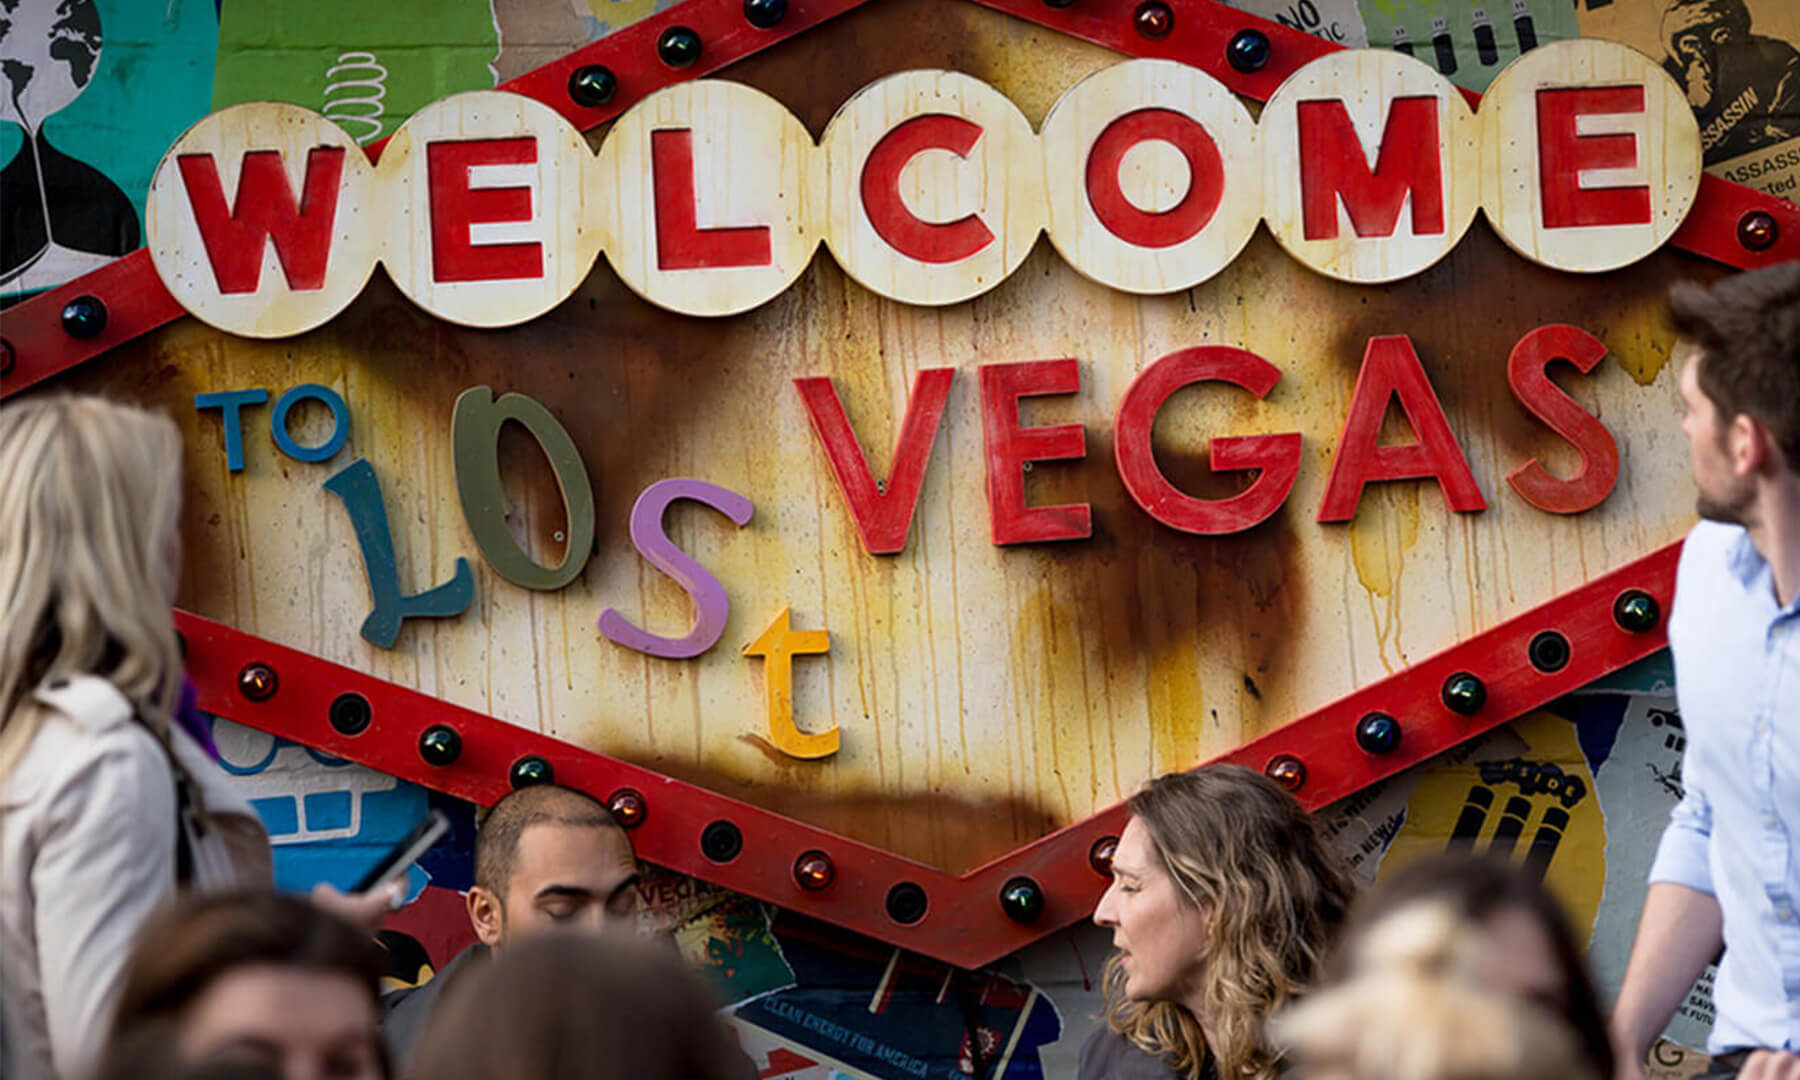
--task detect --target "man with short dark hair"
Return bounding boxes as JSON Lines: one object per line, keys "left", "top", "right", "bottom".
{"left": 1612, "top": 262, "right": 1800, "bottom": 1080}
{"left": 383, "top": 784, "right": 640, "bottom": 1063}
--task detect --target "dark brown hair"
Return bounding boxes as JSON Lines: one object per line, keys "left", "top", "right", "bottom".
{"left": 406, "top": 931, "right": 748, "bottom": 1080}
{"left": 93, "top": 1018, "right": 284, "bottom": 1080}
{"left": 1670, "top": 262, "right": 1800, "bottom": 465}
{"left": 1345, "top": 853, "right": 1615, "bottom": 1079}
{"left": 474, "top": 784, "right": 619, "bottom": 894}
{"left": 110, "top": 891, "right": 386, "bottom": 1060}
{"left": 1105, "top": 764, "right": 1355, "bottom": 1080}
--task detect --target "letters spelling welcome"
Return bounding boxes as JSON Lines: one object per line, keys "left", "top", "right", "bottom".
{"left": 147, "top": 41, "right": 1701, "bottom": 336}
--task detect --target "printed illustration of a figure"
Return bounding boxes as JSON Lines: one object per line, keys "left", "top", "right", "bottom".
{"left": 0, "top": 0, "right": 140, "bottom": 295}
{"left": 1661, "top": 0, "right": 1800, "bottom": 162}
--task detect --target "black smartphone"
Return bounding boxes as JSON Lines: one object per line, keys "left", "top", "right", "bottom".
{"left": 350, "top": 809, "right": 451, "bottom": 894}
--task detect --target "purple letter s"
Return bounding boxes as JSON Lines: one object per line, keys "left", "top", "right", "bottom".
{"left": 597, "top": 478, "right": 754, "bottom": 659}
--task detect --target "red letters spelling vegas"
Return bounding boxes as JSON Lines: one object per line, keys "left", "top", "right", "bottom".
{"left": 146, "top": 41, "right": 1699, "bottom": 338}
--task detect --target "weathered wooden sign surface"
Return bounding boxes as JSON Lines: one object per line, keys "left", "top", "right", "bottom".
{"left": 61, "top": 2, "right": 1711, "bottom": 874}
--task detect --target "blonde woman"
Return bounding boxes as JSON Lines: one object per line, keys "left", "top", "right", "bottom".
{"left": 1283, "top": 853, "right": 1615, "bottom": 1080}
{"left": 1273, "top": 880, "right": 1603, "bottom": 1080}
{"left": 1085, "top": 765, "right": 1354, "bottom": 1080}
{"left": 0, "top": 396, "right": 283, "bottom": 1080}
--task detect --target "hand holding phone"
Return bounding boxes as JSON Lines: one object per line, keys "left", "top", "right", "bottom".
{"left": 351, "top": 809, "right": 451, "bottom": 895}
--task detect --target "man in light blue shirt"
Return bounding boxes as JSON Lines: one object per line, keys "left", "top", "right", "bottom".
{"left": 1613, "top": 262, "right": 1800, "bottom": 1080}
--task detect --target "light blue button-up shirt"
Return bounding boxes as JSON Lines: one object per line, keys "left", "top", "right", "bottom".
{"left": 1651, "top": 520, "right": 1800, "bottom": 1053}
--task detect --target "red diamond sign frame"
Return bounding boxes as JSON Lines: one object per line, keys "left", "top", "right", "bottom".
{"left": 2, "top": 0, "right": 1779, "bottom": 969}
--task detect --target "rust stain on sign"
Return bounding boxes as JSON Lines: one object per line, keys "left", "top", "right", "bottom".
{"left": 59, "top": 1, "right": 1717, "bottom": 874}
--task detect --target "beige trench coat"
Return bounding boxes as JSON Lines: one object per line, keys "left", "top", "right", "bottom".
{"left": 0, "top": 676, "right": 267, "bottom": 1080}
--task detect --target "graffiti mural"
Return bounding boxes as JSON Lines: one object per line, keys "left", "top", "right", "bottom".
{"left": 0, "top": 0, "right": 216, "bottom": 300}
{"left": 209, "top": 716, "right": 475, "bottom": 899}
{"left": 211, "top": 0, "right": 501, "bottom": 144}
{"left": 735, "top": 915, "right": 1062, "bottom": 1080}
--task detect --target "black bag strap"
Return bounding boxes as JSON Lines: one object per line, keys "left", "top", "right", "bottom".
{"left": 173, "top": 774, "right": 197, "bottom": 887}
{"left": 145, "top": 707, "right": 204, "bottom": 888}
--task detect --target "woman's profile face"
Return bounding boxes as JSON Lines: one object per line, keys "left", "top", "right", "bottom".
{"left": 177, "top": 965, "right": 384, "bottom": 1080}
{"left": 1093, "top": 816, "right": 1211, "bottom": 1005}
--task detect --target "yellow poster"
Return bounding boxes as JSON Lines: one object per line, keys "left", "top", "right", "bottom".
{"left": 1380, "top": 709, "right": 1605, "bottom": 935}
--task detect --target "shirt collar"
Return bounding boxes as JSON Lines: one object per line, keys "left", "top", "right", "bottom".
{"left": 1726, "top": 529, "right": 1800, "bottom": 615}
{"left": 1728, "top": 529, "right": 1766, "bottom": 588}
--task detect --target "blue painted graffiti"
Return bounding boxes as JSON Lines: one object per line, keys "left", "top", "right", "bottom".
{"left": 209, "top": 715, "right": 439, "bottom": 898}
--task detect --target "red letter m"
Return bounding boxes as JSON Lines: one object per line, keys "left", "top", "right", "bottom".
{"left": 1297, "top": 97, "right": 1444, "bottom": 241}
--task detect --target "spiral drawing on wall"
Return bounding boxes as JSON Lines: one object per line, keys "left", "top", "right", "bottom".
{"left": 323, "top": 50, "right": 387, "bottom": 144}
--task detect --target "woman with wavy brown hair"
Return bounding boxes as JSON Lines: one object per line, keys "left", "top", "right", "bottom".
{"left": 1082, "top": 764, "right": 1354, "bottom": 1080}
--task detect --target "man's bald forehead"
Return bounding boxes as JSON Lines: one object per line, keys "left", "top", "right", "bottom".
{"left": 490, "top": 784, "right": 614, "bottom": 822}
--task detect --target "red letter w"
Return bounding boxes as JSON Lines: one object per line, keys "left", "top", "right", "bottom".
{"left": 177, "top": 147, "right": 346, "bottom": 294}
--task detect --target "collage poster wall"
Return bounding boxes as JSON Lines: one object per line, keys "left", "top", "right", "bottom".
{"left": 1580, "top": 0, "right": 1800, "bottom": 199}
{"left": 1354, "top": 0, "right": 1580, "bottom": 91}
{"left": 0, "top": 0, "right": 216, "bottom": 303}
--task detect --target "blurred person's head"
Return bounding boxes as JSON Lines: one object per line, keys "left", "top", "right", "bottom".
{"left": 1273, "top": 900, "right": 1599, "bottom": 1080}
{"left": 94, "top": 1019, "right": 284, "bottom": 1080}
{"left": 467, "top": 784, "right": 639, "bottom": 948}
{"left": 1669, "top": 263, "right": 1800, "bottom": 526}
{"left": 110, "top": 891, "right": 388, "bottom": 1080}
{"left": 0, "top": 396, "right": 185, "bottom": 783}
{"left": 1334, "top": 853, "right": 1614, "bottom": 1078}
{"left": 1092, "top": 764, "right": 1354, "bottom": 1080}
{"left": 406, "top": 930, "right": 746, "bottom": 1080}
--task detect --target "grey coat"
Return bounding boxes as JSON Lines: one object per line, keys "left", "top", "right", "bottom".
{"left": 381, "top": 942, "right": 488, "bottom": 1067}
{"left": 1077, "top": 1028, "right": 1218, "bottom": 1080}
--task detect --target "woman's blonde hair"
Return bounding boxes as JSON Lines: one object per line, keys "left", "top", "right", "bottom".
{"left": 1103, "top": 765, "right": 1353, "bottom": 1080}
{"left": 0, "top": 396, "right": 186, "bottom": 784}
{"left": 1272, "top": 900, "right": 1599, "bottom": 1080}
